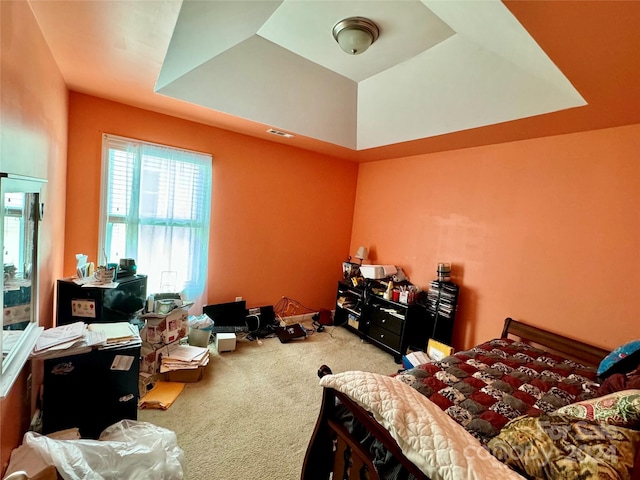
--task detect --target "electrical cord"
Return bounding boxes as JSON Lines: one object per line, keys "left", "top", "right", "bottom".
{"left": 274, "top": 296, "right": 319, "bottom": 335}
{"left": 274, "top": 296, "right": 317, "bottom": 317}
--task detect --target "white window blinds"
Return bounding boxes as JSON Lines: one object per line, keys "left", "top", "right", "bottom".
{"left": 100, "top": 134, "right": 212, "bottom": 302}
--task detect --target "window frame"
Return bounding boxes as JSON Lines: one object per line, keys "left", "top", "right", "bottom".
{"left": 98, "top": 134, "right": 212, "bottom": 301}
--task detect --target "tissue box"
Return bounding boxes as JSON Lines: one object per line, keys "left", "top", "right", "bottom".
{"left": 215, "top": 333, "right": 236, "bottom": 352}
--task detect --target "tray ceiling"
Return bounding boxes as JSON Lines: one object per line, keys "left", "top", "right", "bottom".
{"left": 27, "top": 0, "right": 640, "bottom": 161}
{"left": 155, "top": 0, "right": 585, "bottom": 151}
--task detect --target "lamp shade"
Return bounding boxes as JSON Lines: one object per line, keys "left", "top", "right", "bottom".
{"left": 332, "top": 17, "right": 379, "bottom": 56}
{"left": 355, "top": 246, "right": 368, "bottom": 261}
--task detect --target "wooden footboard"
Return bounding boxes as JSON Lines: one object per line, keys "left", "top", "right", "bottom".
{"left": 301, "top": 387, "right": 429, "bottom": 480}
{"left": 301, "top": 317, "right": 611, "bottom": 480}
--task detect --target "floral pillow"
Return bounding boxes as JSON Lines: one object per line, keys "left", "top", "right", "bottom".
{"left": 554, "top": 389, "right": 640, "bottom": 428}
{"left": 487, "top": 413, "right": 640, "bottom": 480}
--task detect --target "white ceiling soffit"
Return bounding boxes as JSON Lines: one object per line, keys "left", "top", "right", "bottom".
{"left": 156, "top": 0, "right": 586, "bottom": 151}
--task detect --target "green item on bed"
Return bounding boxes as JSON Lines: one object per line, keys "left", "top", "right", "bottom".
{"left": 487, "top": 413, "right": 640, "bottom": 479}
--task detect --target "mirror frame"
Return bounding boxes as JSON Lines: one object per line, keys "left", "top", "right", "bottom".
{"left": 0, "top": 173, "right": 46, "bottom": 398}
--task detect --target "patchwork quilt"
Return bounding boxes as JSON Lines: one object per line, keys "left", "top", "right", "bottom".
{"left": 320, "top": 371, "right": 526, "bottom": 480}
{"left": 395, "top": 338, "right": 601, "bottom": 445}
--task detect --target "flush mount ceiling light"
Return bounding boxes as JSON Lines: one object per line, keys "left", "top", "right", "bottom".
{"left": 332, "top": 17, "right": 379, "bottom": 55}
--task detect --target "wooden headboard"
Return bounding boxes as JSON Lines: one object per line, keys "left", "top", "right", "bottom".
{"left": 501, "top": 317, "right": 610, "bottom": 368}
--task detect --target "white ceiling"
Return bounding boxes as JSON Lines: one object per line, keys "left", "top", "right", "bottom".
{"left": 155, "top": 0, "right": 585, "bottom": 151}
{"left": 27, "top": 0, "right": 639, "bottom": 161}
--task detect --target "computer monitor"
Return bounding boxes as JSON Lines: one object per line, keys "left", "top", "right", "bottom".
{"left": 203, "top": 300, "right": 247, "bottom": 328}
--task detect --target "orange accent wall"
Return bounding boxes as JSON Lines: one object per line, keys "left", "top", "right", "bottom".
{"left": 66, "top": 93, "right": 359, "bottom": 310}
{"left": 351, "top": 124, "right": 640, "bottom": 351}
{"left": 0, "top": 1, "right": 68, "bottom": 473}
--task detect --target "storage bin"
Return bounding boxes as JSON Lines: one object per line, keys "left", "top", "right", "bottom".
{"left": 188, "top": 327, "right": 211, "bottom": 347}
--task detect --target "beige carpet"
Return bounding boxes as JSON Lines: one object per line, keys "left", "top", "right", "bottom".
{"left": 138, "top": 324, "right": 400, "bottom": 480}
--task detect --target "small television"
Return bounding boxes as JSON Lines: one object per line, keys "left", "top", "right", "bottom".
{"left": 203, "top": 300, "right": 247, "bottom": 330}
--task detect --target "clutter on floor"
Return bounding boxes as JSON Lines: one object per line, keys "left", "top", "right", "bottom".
{"left": 275, "top": 323, "right": 307, "bottom": 343}
{"left": 4, "top": 420, "right": 184, "bottom": 480}
{"left": 187, "top": 314, "right": 213, "bottom": 347}
{"left": 139, "top": 303, "right": 212, "bottom": 387}
{"left": 215, "top": 332, "right": 236, "bottom": 352}
{"left": 139, "top": 381, "right": 186, "bottom": 410}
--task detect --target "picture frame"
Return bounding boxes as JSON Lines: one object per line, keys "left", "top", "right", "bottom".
{"left": 342, "top": 261, "right": 361, "bottom": 280}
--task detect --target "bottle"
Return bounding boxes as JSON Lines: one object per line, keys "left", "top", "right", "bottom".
{"left": 384, "top": 281, "right": 393, "bottom": 300}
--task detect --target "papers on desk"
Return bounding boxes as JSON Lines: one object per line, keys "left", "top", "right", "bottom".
{"left": 30, "top": 322, "right": 141, "bottom": 360}
{"left": 159, "top": 344, "right": 209, "bottom": 373}
{"left": 88, "top": 322, "right": 141, "bottom": 350}
{"left": 71, "top": 275, "right": 119, "bottom": 288}
{"left": 31, "top": 322, "right": 97, "bottom": 360}
{"left": 88, "top": 322, "right": 135, "bottom": 343}
{"left": 33, "top": 321, "right": 87, "bottom": 352}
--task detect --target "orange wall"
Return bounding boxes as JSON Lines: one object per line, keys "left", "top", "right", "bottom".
{"left": 351, "top": 124, "right": 640, "bottom": 351}
{"left": 3, "top": 0, "right": 639, "bottom": 471}
{"left": 66, "top": 93, "right": 359, "bottom": 311}
{"left": 0, "top": 1, "right": 68, "bottom": 472}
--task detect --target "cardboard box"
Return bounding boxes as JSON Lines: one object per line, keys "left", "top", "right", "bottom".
{"left": 141, "top": 303, "right": 191, "bottom": 345}
{"left": 140, "top": 340, "right": 180, "bottom": 375}
{"left": 166, "top": 365, "right": 206, "bottom": 383}
{"left": 215, "top": 332, "right": 236, "bottom": 352}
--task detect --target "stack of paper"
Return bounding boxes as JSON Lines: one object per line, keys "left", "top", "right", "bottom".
{"left": 402, "top": 350, "right": 431, "bottom": 369}
{"left": 159, "top": 344, "right": 209, "bottom": 373}
{"left": 87, "top": 322, "right": 141, "bottom": 350}
{"left": 30, "top": 322, "right": 106, "bottom": 360}
{"left": 33, "top": 321, "right": 86, "bottom": 352}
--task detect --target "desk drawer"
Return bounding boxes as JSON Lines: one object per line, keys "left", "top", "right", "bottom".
{"left": 368, "top": 324, "right": 401, "bottom": 352}
{"left": 370, "top": 308, "right": 404, "bottom": 335}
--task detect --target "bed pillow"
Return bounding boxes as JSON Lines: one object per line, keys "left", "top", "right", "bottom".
{"left": 597, "top": 340, "right": 640, "bottom": 378}
{"left": 487, "top": 413, "right": 640, "bottom": 479}
{"left": 553, "top": 389, "right": 640, "bottom": 428}
{"left": 597, "top": 370, "right": 640, "bottom": 396}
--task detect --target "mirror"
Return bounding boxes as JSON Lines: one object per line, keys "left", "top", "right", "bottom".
{"left": 1, "top": 173, "right": 44, "bottom": 393}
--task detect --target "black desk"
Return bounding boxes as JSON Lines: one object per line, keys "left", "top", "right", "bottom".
{"left": 42, "top": 344, "right": 140, "bottom": 439}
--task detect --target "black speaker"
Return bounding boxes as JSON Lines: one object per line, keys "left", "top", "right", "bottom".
{"left": 246, "top": 305, "right": 276, "bottom": 332}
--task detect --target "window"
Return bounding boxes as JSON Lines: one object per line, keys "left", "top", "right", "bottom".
{"left": 99, "top": 135, "right": 212, "bottom": 303}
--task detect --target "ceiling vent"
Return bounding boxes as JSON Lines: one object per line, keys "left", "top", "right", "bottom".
{"left": 266, "top": 128, "right": 294, "bottom": 138}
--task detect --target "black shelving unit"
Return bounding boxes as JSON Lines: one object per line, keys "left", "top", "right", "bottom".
{"left": 424, "top": 280, "right": 459, "bottom": 346}
{"left": 334, "top": 280, "right": 430, "bottom": 363}
{"left": 334, "top": 281, "right": 366, "bottom": 334}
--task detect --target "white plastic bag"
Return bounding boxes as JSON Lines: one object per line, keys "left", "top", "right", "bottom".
{"left": 23, "top": 420, "right": 184, "bottom": 480}
{"left": 187, "top": 314, "right": 213, "bottom": 331}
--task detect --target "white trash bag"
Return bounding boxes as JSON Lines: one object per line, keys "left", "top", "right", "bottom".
{"left": 23, "top": 420, "right": 184, "bottom": 480}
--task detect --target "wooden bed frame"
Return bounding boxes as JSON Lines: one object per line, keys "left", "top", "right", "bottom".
{"left": 300, "top": 317, "right": 611, "bottom": 480}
